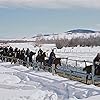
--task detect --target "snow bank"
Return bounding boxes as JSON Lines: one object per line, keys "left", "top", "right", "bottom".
{"left": 0, "top": 61, "right": 100, "bottom": 100}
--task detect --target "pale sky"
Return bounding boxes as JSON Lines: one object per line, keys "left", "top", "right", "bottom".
{"left": 0, "top": 0, "right": 100, "bottom": 38}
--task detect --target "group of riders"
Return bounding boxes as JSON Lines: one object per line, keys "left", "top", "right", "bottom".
{"left": 0, "top": 46, "right": 36, "bottom": 66}
{"left": 0, "top": 45, "right": 100, "bottom": 75}
{"left": 0, "top": 46, "right": 56, "bottom": 68}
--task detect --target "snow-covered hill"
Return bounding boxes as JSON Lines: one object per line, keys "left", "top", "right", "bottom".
{"left": 49, "top": 32, "right": 100, "bottom": 40}
{"left": 0, "top": 29, "right": 100, "bottom": 42}
{"left": 30, "top": 29, "right": 100, "bottom": 41}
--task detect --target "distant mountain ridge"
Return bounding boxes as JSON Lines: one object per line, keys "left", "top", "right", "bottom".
{"left": 67, "top": 29, "right": 96, "bottom": 33}
{"left": 30, "top": 29, "right": 100, "bottom": 41}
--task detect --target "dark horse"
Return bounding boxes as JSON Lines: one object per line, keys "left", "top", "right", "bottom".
{"left": 36, "top": 53, "right": 61, "bottom": 72}
{"left": 23, "top": 51, "right": 36, "bottom": 67}
{"left": 36, "top": 52, "right": 46, "bottom": 70}
{"left": 83, "top": 65, "right": 100, "bottom": 84}
{"left": 36, "top": 52, "right": 46, "bottom": 64}
{"left": 43, "top": 58, "right": 61, "bottom": 72}
{"left": 44, "top": 58, "right": 61, "bottom": 67}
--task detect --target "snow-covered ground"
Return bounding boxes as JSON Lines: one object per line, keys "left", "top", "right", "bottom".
{"left": 0, "top": 42, "right": 100, "bottom": 100}
{"left": 0, "top": 61, "right": 100, "bottom": 100}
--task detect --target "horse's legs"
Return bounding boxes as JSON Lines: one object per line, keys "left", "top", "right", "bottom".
{"left": 54, "top": 64, "right": 57, "bottom": 73}
{"left": 95, "top": 66, "right": 100, "bottom": 75}
{"left": 52, "top": 64, "right": 56, "bottom": 75}
{"left": 37, "top": 62, "right": 41, "bottom": 71}
{"left": 86, "top": 75, "right": 88, "bottom": 84}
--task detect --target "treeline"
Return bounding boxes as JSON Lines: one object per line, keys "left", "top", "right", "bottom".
{"left": 35, "top": 35, "right": 100, "bottom": 49}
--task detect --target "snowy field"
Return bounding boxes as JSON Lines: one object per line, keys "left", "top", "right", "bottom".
{"left": 0, "top": 42, "right": 100, "bottom": 100}
{"left": 0, "top": 61, "right": 100, "bottom": 100}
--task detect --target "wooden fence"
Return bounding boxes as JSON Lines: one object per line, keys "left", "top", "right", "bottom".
{"left": 58, "top": 57, "right": 100, "bottom": 84}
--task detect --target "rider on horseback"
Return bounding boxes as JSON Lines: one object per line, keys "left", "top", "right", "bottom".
{"left": 48, "top": 49, "right": 56, "bottom": 66}
{"left": 38, "top": 48, "right": 43, "bottom": 56}
{"left": 93, "top": 53, "right": 100, "bottom": 74}
{"left": 36, "top": 48, "right": 43, "bottom": 62}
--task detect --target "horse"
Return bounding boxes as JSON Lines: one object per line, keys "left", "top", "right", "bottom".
{"left": 44, "top": 58, "right": 61, "bottom": 73}
{"left": 36, "top": 52, "right": 46, "bottom": 70}
{"left": 23, "top": 51, "right": 36, "bottom": 67}
{"left": 36, "top": 52, "right": 46, "bottom": 64}
{"left": 36, "top": 52, "right": 61, "bottom": 72}
{"left": 28, "top": 51, "right": 36, "bottom": 66}
{"left": 83, "top": 65, "right": 100, "bottom": 84}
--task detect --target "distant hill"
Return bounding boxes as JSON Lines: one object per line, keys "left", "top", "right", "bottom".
{"left": 67, "top": 29, "right": 96, "bottom": 33}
